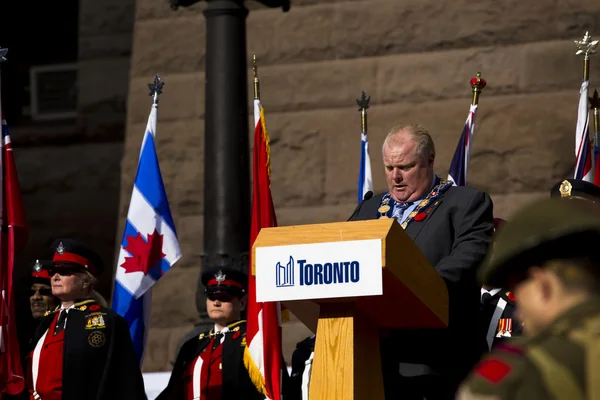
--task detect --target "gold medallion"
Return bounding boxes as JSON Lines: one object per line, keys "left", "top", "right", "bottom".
{"left": 378, "top": 205, "right": 390, "bottom": 214}
{"left": 559, "top": 180, "right": 572, "bottom": 198}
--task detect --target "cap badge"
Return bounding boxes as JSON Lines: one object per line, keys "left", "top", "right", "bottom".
{"left": 33, "top": 259, "right": 42, "bottom": 272}
{"left": 559, "top": 180, "right": 572, "bottom": 198}
{"left": 215, "top": 270, "right": 226, "bottom": 284}
{"left": 57, "top": 242, "right": 65, "bottom": 255}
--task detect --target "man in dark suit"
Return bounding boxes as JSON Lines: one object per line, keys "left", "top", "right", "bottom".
{"left": 350, "top": 124, "right": 494, "bottom": 399}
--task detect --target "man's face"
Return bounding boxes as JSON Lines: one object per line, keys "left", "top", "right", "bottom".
{"left": 30, "top": 282, "right": 57, "bottom": 320}
{"left": 383, "top": 132, "right": 434, "bottom": 203}
{"left": 206, "top": 292, "right": 246, "bottom": 324}
{"left": 514, "top": 268, "right": 555, "bottom": 335}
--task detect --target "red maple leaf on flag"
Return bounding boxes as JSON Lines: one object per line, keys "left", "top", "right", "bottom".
{"left": 121, "top": 229, "right": 166, "bottom": 276}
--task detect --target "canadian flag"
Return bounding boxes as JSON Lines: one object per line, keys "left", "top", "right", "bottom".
{"left": 0, "top": 114, "right": 28, "bottom": 395}
{"left": 244, "top": 98, "right": 284, "bottom": 399}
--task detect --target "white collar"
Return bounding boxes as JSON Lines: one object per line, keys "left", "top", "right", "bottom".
{"left": 213, "top": 324, "right": 231, "bottom": 335}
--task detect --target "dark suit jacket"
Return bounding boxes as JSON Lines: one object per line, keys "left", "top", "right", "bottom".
{"left": 351, "top": 185, "right": 494, "bottom": 389}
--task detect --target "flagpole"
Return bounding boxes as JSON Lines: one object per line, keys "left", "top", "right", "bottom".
{"left": 591, "top": 89, "right": 600, "bottom": 160}
{"left": 253, "top": 55, "right": 260, "bottom": 101}
{"left": 356, "top": 90, "right": 373, "bottom": 203}
{"left": 470, "top": 72, "right": 486, "bottom": 106}
{"left": 0, "top": 48, "right": 7, "bottom": 285}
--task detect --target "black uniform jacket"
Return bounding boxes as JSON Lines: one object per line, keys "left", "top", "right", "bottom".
{"left": 29, "top": 299, "right": 147, "bottom": 400}
{"left": 157, "top": 320, "right": 266, "bottom": 400}
{"left": 352, "top": 181, "right": 494, "bottom": 386}
{"left": 479, "top": 290, "right": 523, "bottom": 352}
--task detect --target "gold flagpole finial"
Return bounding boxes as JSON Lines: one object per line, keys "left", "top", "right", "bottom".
{"left": 470, "top": 72, "right": 487, "bottom": 106}
{"left": 575, "top": 32, "right": 598, "bottom": 81}
{"left": 253, "top": 55, "right": 260, "bottom": 100}
{"left": 356, "top": 90, "right": 371, "bottom": 134}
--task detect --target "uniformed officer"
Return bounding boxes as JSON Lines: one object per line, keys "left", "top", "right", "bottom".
{"left": 157, "top": 266, "right": 267, "bottom": 400}
{"left": 26, "top": 239, "right": 146, "bottom": 400}
{"left": 478, "top": 218, "right": 522, "bottom": 353}
{"left": 288, "top": 334, "right": 315, "bottom": 400}
{"left": 457, "top": 198, "right": 600, "bottom": 399}
{"left": 29, "top": 260, "right": 59, "bottom": 321}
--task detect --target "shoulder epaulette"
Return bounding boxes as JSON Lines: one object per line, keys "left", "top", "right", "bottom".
{"left": 44, "top": 305, "right": 61, "bottom": 317}
{"left": 74, "top": 299, "right": 96, "bottom": 311}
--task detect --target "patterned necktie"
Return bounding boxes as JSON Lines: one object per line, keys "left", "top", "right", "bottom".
{"left": 392, "top": 202, "right": 411, "bottom": 224}
{"left": 54, "top": 310, "right": 68, "bottom": 335}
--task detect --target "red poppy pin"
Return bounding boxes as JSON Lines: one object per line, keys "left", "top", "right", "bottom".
{"left": 89, "top": 305, "right": 101, "bottom": 311}
{"left": 506, "top": 292, "right": 516, "bottom": 302}
{"left": 414, "top": 212, "right": 427, "bottom": 221}
{"left": 232, "top": 330, "right": 241, "bottom": 340}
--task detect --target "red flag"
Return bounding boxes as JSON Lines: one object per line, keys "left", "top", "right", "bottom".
{"left": 244, "top": 99, "right": 283, "bottom": 399}
{"left": 0, "top": 115, "right": 27, "bottom": 395}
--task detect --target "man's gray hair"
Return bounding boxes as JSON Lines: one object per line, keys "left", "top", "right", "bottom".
{"left": 382, "top": 124, "right": 435, "bottom": 161}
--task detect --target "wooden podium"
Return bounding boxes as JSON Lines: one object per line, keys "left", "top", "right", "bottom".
{"left": 251, "top": 219, "right": 448, "bottom": 400}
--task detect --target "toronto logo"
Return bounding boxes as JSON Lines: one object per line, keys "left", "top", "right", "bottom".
{"left": 276, "top": 256, "right": 294, "bottom": 287}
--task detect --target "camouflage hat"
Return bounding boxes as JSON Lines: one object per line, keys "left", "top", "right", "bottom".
{"left": 479, "top": 198, "right": 600, "bottom": 288}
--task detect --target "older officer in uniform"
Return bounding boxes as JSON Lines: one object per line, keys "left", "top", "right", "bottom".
{"left": 29, "top": 260, "right": 59, "bottom": 321}
{"left": 26, "top": 239, "right": 146, "bottom": 400}
{"left": 158, "top": 267, "right": 267, "bottom": 400}
{"left": 457, "top": 198, "right": 600, "bottom": 399}
{"left": 351, "top": 124, "right": 494, "bottom": 399}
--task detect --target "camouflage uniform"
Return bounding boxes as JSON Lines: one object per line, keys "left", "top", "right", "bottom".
{"left": 457, "top": 198, "right": 600, "bottom": 400}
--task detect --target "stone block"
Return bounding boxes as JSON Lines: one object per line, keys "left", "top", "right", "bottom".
{"left": 78, "top": 58, "right": 131, "bottom": 111}
{"left": 142, "top": 324, "right": 194, "bottom": 371}
{"left": 128, "top": 40, "right": 600, "bottom": 123}
{"left": 150, "top": 267, "right": 202, "bottom": 327}
{"left": 522, "top": 40, "right": 600, "bottom": 92}
{"left": 136, "top": 0, "right": 204, "bottom": 21}
{"left": 130, "top": 17, "right": 205, "bottom": 76}
{"left": 78, "top": 33, "right": 134, "bottom": 60}
{"left": 245, "top": 0, "right": 600, "bottom": 66}
{"left": 79, "top": 0, "right": 136, "bottom": 36}
{"left": 489, "top": 192, "right": 547, "bottom": 219}
{"left": 275, "top": 204, "right": 356, "bottom": 226}
{"left": 264, "top": 113, "right": 327, "bottom": 206}
{"left": 127, "top": 73, "right": 204, "bottom": 124}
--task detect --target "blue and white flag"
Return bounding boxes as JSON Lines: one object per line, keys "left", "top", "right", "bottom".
{"left": 358, "top": 131, "right": 373, "bottom": 203}
{"left": 448, "top": 104, "right": 477, "bottom": 186}
{"left": 112, "top": 102, "right": 182, "bottom": 364}
{"left": 574, "top": 80, "right": 593, "bottom": 182}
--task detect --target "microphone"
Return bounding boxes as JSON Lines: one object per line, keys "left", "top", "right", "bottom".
{"left": 347, "top": 191, "right": 374, "bottom": 221}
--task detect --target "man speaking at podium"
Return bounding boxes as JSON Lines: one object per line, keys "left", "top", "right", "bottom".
{"left": 350, "top": 124, "right": 494, "bottom": 399}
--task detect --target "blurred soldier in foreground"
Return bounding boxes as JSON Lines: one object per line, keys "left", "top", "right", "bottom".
{"left": 26, "top": 239, "right": 146, "bottom": 400}
{"left": 457, "top": 198, "right": 600, "bottom": 399}
{"left": 158, "top": 267, "right": 271, "bottom": 400}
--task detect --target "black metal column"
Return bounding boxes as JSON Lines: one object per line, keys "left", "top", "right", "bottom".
{"left": 198, "top": 0, "right": 250, "bottom": 314}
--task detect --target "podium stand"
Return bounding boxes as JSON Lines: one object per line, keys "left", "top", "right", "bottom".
{"left": 251, "top": 219, "right": 448, "bottom": 400}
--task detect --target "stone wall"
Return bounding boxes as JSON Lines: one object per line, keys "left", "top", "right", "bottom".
{"left": 125, "top": 0, "right": 600, "bottom": 371}
{"left": 12, "top": 0, "right": 136, "bottom": 303}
